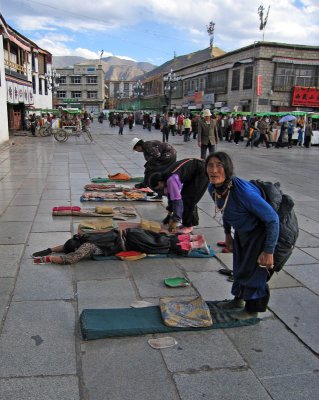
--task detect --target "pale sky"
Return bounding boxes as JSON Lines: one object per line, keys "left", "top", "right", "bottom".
{"left": 1, "top": 0, "right": 318, "bottom": 65}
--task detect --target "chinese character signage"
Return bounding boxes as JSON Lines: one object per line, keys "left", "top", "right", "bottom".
{"left": 257, "top": 75, "right": 262, "bottom": 96}
{"left": 292, "top": 86, "right": 319, "bottom": 107}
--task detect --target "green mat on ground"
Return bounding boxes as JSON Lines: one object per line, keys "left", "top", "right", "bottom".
{"left": 80, "top": 301, "right": 260, "bottom": 340}
{"left": 91, "top": 177, "right": 143, "bottom": 183}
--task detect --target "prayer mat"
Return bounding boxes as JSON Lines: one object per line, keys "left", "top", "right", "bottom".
{"left": 80, "top": 191, "right": 162, "bottom": 202}
{"left": 52, "top": 206, "right": 137, "bottom": 219}
{"left": 92, "top": 247, "right": 215, "bottom": 260}
{"left": 78, "top": 219, "right": 114, "bottom": 231}
{"left": 80, "top": 300, "right": 260, "bottom": 340}
{"left": 91, "top": 176, "right": 144, "bottom": 183}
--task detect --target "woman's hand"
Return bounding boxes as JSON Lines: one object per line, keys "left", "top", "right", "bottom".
{"left": 257, "top": 252, "right": 274, "bottom": 269}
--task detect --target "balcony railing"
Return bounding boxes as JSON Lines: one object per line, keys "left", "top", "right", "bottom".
{"left": 4, "top": 59, "right": 27, "bottom": 74}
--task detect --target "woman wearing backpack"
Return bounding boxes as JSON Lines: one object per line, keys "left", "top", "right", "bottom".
{"left": 206, "top": 152, "right": 279, "bottom": 320}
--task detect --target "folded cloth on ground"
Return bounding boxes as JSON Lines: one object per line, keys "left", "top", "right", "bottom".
{"left": 78, "top": 219, "right": 114, "bottom": 231}
{"left": 159, "top": 297, "right": 213, "bottom": 328}
{"left": 84, "top": 183, "right": 131, "bottom": 192}
{"left": 140, "top": 219, "right": 162, "bottom": 233}
{"left": 95, "top": 206, "right": 114, "bottom": 214}
{"left": 108, "top": 173, "right": 131, "bottom": 180}
{"left": 52, "top": 206, "right": 81, "bottom": 212}
{"left": 115, "top": 251, "right": 147, "bottom": 261}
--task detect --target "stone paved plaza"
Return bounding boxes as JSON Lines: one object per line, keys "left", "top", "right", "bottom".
{"left": 0, "top": 121, "right": 319, "bottom": 400}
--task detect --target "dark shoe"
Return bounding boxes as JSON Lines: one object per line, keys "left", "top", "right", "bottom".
{"left": 32, "top": 248, "right": 52, "bottom": 258}
{"left": 134, "top": 182, "right": 147, "bottom": 189}
{"left": 218, "top": 268, "right": 233, "bottom": 277}
{"left": 217, "top": 241, "right": 226, "bottom": 247}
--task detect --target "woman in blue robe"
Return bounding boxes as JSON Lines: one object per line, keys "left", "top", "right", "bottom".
{"left": 206, "top": 152, "right": 279, "bottom": 320}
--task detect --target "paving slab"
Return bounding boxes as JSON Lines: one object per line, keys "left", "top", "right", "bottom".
{"left": 300, "top": 246, "right": 319, "bottom": 259}
{"left": 173, "top": 368, "right": 271, "bottom": 400}
{"left": 187, "top": 271, "right": 232, "bottom": 301}
{"left": 261, "top": 372, "right": 319, "bottom": 400}
{"left": 42, "top": 190, "right": 71, "bottom": 200}
{"left": 0, "top": 277, "right": 14, "bottom": 322}
{"left": 0, "top": 221, "right": 32, "bottom": 244}
{"left": 160, "top": 330, "right": 245, "bottom": 372}
{"left": 285, "top": 264, "right": 319, "bottom": 295}
{"left": 225, "top": 318, "right": 319, "bottom": 379}
{"left": 173, "top": 255, "right": 222, "bottom": 273}
{"left": 74, "top": 259, "right": 127, "bottom": 281}
{"left": 13, "top": 260, "right": 74, "bottom": 301}
{"left": 295, "top": 229, "right": 319, "bottom": 247}
{"left": 129, "top": 258, "right": 197, "bottom": 298}
{"left": 0, "top": 376, "right": 80, "bottom": 400}
{"left": 77, "top": 278, "right": 136, "bottom": 312}
{"left": 284, "top": 247, "right": 318, "bottom": 265}
{"left": 0, "top": 206, "right": 37, "bottom": 222}
{"left": 0, "top": 244, "right": 24, "bottom": 276}
{"left": 0, "top": 300, "right": 76, "bottom": 377}
{"left": 295, "top": 214, "right": 319, "bottom": 234}
{"left": 10, "top": 194, "right": 41, "bottom": 206}
{"left": 24, "top": 232, "right": 71, "bottom": 258}
{"left": 31, "top": 214, "right": 72, "bottom": 233}
{"left": 81, "top": 336, "right": 179, "bottom": 400}
{"left": 268, "top": 287, "right": 319, "bottom": 353}
{"left": 268, "top": 270, "right": 302, "bottom": 289}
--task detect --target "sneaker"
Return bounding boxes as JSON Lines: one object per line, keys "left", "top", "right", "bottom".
{"left": 216, "top": 298, "right": 244, "bottom": 310}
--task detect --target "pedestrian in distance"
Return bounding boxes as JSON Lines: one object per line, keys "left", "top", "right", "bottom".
{"left": 118, "top": 117, "right": 124, "bottom": 135}
{"left": 197, "top": 109, "right": 219, "bottom": 159}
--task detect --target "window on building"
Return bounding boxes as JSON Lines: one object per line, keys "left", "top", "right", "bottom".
{"left": 231, "top": 69, "right": 240, "bottom": 91}
{"left": 198, "top": 77, "right": 206, "bottom": 91}
{"left": 124, "top": 83, "right": 129, "bottom": 90}
{"left": 71, "top": 76, "right": 81, "bottom": 84}
{"left": 39, "top": 77, "right": 43, "bottom": 95}
{"left": 87, "top": 91, "right": 98, "bottom": 99}
{"left": 183, "top": 80, "right": 189, "bottom": 95}
{"left": 243, "top": 66, "right": 253, "bottom": 89}
{"left": 87, "top": 76, "right": 97, "bottom": 84}
{"left": 45, "top": 79, "right": 48, "bottom": 95}
{"left": 31, "top": 53, "right": 36, "bottom": 72}
{"left": 273, "top": 64, "right": 294, "bottom": 90}
{"left": 71, "top": 91, "right": 81, "bottom": 98}
{"left": 295, "top": 66, "right": 317, "bottom": 87}
{"left": 38, "top": 54, "right": 45, "bottom": 75}
{"left": 57, "top": 91, "right": 66, "bottom": 98}
{"left": 59, "top": 76, "right": 66, "bottom": 84}
{"left": 190, "top": 79, "right": 198, "bottom": 92}
{"left": 207, "top": 70, "right": 228, "bottom": 93}
{"left": 32, "top": 76, "right": 36, "bottom": 94}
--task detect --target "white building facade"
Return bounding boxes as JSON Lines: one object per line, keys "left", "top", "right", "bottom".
{"left": 0, "top": 13, "right": 52, "bottom": 144}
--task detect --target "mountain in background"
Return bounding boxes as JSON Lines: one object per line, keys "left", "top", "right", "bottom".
{"left": 52, "top": 56, "right": 156, "bottom": 80}
{"left": 142, "top": 47, "right": 226, "bottom": 79}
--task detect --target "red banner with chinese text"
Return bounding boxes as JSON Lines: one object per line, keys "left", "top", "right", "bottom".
{"left": 292, "top": 86, "right": 319, "bottom": 107}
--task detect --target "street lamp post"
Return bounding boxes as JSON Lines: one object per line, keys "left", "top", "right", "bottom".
{"left": 163, "top": 69, "right": 181, "bottom": 112}
{"left": 133, "top": 80, "right": 144, "bottom": 98}
{"left": 45, "top": 69, "right": 60, "bottom": 108}
{"left": 117, "top": 90, "right": 124, "bottom": 109}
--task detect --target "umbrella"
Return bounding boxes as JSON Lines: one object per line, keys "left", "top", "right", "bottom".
{"left": 279, "top": 115, "right": 297, "bottom": 123}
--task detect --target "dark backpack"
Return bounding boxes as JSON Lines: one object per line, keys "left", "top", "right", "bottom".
{"left": 250, "top": 180, "right": 299, "bottom": 272}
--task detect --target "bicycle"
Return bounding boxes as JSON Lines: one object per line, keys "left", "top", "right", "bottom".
{"left": 53, "top": 123, "right": 93, "bottom": 143}
{"left": 39, "top": 122, "right": 52, "bottom": 137}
